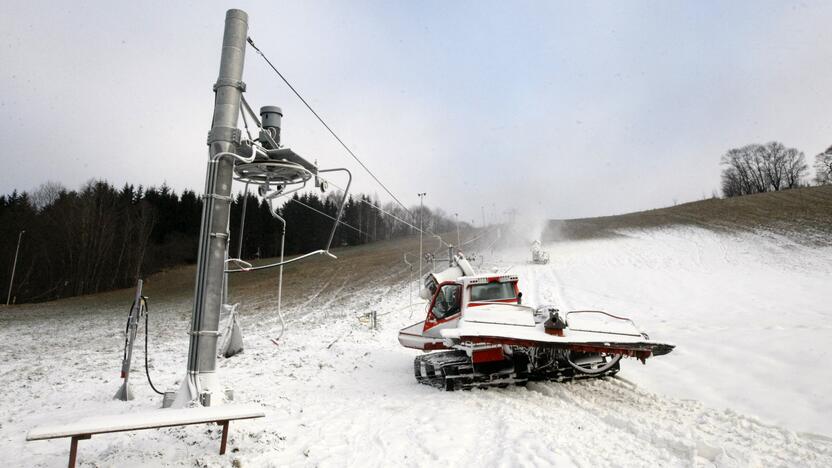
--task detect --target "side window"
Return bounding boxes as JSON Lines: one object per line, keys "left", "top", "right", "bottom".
{"left": 432, "top": 283, "right": 461, "bottom": 320}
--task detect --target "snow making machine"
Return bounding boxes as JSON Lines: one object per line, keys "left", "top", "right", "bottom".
{"left": 530, "top": 240, "right": 550, "bottom": 264}
{"left": 398, "top": 254, "right": 674, "bottom": 390}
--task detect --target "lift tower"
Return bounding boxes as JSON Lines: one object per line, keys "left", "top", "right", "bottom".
{"left": 173, "top": 9, "right": 248, "bottom": 407}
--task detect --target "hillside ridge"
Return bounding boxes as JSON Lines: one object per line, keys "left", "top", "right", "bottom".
{"left": 547, "top": 185, "right": 832, "bottom": 245}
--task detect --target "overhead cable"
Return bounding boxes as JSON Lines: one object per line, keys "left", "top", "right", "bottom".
{"left": 288, "top": 197, "right": 367, "bottom": 236}
{"left": 247, "top": 36, "right": 414, "bottom": 219}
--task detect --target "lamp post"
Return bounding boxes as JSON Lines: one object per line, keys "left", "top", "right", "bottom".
{"left": 6, "top": 230, "right": 25, "bottom": 305}
{"left": 417, "top": 192, "right": 426, "bottom": 280}
{"left": 454, "top": 213, "right": 460, "bottom": 247}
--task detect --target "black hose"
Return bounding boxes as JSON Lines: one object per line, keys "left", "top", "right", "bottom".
{"left": 142, "top": 297, "right": 165, "bottom": 395}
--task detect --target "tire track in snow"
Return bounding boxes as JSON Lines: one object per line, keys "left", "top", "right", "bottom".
{"left": 464, "top": 384, "right": 672, "bottom": 466}
{"left": 527, "top": 377, "right": 832, "bottom": 466}
{"left": 514, "top": 256, "right": 571, "bottom": 310}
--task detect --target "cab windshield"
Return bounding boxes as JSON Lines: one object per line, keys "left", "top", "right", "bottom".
{"left": 470, "top": 282, "right": 516, "bottom": 302}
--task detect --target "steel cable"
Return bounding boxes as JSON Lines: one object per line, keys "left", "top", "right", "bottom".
{"left": 247, "top": 36, "right": 417, "bottom": 223}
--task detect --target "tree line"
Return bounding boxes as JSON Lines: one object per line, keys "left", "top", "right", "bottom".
{"left": 720, "top": 141, "right": 832, "bottom": 197}
{"left": 0, "top": 180, "right": 459, "bottom": 304}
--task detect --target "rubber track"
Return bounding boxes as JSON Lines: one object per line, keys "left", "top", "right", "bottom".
{"left": 414, "top": 351, "right": 619, "bottom": 391}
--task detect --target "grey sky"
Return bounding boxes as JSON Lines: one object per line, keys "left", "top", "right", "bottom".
{"left": 2, "top": 1, "right": 831, "bottom": 221}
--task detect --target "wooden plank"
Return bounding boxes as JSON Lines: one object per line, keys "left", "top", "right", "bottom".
{"left": 27, "top": 405, "right": 264, "bottom": 441}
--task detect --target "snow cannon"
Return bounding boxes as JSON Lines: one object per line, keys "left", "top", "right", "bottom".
{"left": 530, "top": 240, "right": 550, "bottom": 264}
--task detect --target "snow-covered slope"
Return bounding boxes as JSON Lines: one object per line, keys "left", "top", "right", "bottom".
{"left": 1, "top": 226, "right": 830, "bottom": 467}
{"left": 511, "top": 226, "right": 832, "bottom": 436}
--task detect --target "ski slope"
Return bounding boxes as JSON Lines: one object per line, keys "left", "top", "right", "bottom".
{"left": 1, "top": 226, "right": 831, "bottom": 466}
{"left": 510, "top": 226, "right": 832, "bottom": 437}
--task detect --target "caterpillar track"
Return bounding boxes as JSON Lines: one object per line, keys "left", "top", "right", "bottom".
{"left": 414, "top": 349, "right": 621, "bottom": 391}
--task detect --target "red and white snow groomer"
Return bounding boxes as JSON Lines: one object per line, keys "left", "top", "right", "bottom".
{"left": 398, "top": 254, "right": 674, "bottom": 390}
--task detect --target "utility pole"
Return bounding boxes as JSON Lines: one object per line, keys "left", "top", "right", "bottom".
{"left": 481, "top": 206, "right": 486, "bottom": 228}
{"left": 6, "top": 230, "right": 24, "bottom": 305}
{"left": 454, "top": 212, "right": 460, "bottom": 246}
{"left": 417, "top": 192, "right": 426, "bottom": 280}
{"left": 174, "top": 9, "right": 248, "bottom": 408}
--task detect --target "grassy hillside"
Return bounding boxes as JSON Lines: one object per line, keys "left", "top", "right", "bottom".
{"left": 0, "top": 232, "right": 450, "bottom": 315}
{"left": 547, "top": 185, "right": 832, "bottom": 246}
{"left": 4, "top": 186, "right": 830, "bottom": 312}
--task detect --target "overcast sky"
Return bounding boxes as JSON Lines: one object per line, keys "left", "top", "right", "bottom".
{"left": 2, "top": 1, "right": 831, "bottom": 221}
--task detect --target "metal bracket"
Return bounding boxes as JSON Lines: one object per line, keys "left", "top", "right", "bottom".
{"left": 259, "top": 128, "right": 280, "bottom": 150}
{"left": 213, "top": 79, "right": 246, "bottom": 92}
{"left": 188, "top": 330, "right": 221, "bottom": 336}
{"left": 201, "top": 193, "right": 234, "bottom": 203}
{"left": 210, "top": 232, "right": 229, "bottom": 239}
{"left": 207, "top": 127, "right": 242, "bottom": 145}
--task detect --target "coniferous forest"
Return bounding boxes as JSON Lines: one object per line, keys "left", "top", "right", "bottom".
{"left": 0, "top": 181, "right": 459, "bottom": 304}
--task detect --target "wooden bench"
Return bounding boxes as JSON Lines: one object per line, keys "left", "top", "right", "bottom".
{"left": 26, "top": 405, "right": 265, "bottom": 468}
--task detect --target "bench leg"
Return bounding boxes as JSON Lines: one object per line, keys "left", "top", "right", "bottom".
{"left": 68, "top": 434, "right": 91, "bottom": 468}
{"left": 219, "top": 420, "right": 229, "bottom": 455}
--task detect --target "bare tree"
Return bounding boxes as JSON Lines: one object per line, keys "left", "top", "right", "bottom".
{"left": 721, "top": 145, "right": 760, "bottom": 196}
{"left": 720, "top": 141, "right": 807, "bottom": 197}
{"left": 721, "top": 165, "right": 744, "bottom": 198}
{"left": 782, "top": 147, "right": 807, "bottom": 189}
{"left": 759, "top": 142, "right": 787, "bottom": 191}
{"left": 815, "top": 146, "right": 832, "bottom": 185}
{"left": 30, "top": 181, "right": 65, "bottom": 211}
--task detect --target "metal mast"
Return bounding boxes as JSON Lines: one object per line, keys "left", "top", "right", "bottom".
{"left": 417, "top": 192, "right": 426, "bottom": 280}
{"left": 454, "top": 212, "right": 460, "bottom": 246}
{"left": 6, "top": 230, "right": 24, "bottom": 305}
{"left": 173, "top": 9, "right": 248, "bottom": 407}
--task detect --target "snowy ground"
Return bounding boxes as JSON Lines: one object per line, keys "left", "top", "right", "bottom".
{"left": 1, "top": 226, "right": 831, "bottom": 467}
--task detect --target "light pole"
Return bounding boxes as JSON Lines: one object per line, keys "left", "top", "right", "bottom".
{"left": 6, "top": 230, "right": 25, "bottom": 305}
{"left": 417, "top": 192, "right": 426, "bottom": 280}
{"left": 454, "top": 213, "right": 460, "bottom": 247}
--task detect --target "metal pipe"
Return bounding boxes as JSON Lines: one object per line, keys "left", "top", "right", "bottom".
{"left": 236, "top": 182, "right": 250, "bottom": 259}
{"left": 189, "top": 149, "right": 256, "bottom": 371}
{"left": 266, "top": 198, "right": 287, "bottom": 340}
{"left": 6, "top": 230, "right": 24, "bottom": 305}
{"left": 225, "top": 249, "right": 333, "bottom": 272}
{"left": 318, "top": 168, "right": 352, "bottom": 252}
{"left": 176, "top": 8, "right": 249, "bottom": 407}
